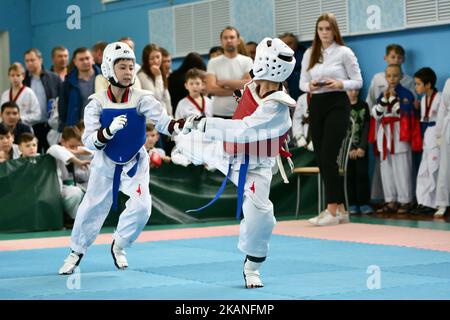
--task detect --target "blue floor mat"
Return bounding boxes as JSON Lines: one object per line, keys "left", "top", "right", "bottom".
{"left": 1, "top": 235, "right": 449, "bottom": 300}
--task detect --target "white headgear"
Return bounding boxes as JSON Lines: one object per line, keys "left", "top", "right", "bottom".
{"left": 252, "top": 37, "right": 295, "bottom": 82}
{"left": 101, "top": 42, "right": 136, "bottom": 88}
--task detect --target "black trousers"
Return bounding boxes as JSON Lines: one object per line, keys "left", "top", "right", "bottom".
{"left": 309, "top": 92, "right": 350, "bottom": 205}
{"left": 32, "top": 122, "right": 50, "bottom": 153}
{"left": 347, "top": 152, "right": 370, "bottom": 206}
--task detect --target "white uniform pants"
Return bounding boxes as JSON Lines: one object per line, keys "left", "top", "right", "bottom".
{"left": 436, "top": 120, "right": 450, "bottom": 207}
{"left": 70, "top": 152, "right": 151, "bottom": 254}
{"left": 177, "top": 131, "right": 276, "bottom": 258}
{"left": 416, "top": 146, "right": 440, "bottom": 208}
{"left": 380, "top": 151, "right": 413, "bottom": 204}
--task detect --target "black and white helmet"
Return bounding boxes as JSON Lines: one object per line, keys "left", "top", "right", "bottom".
{"left": 101, "top": 42, "right": 136, "bottom": 88}
{"left": 252, "top": 37, "right": 295, "bottom": 82}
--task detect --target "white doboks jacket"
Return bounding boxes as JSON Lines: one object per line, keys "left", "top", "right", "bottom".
{"left": 416, "top": 92, "right": 442, "bottom": 208}
{"left": 175, "top": 95, "right": 213, "bottom": 119}
{"left": 371, "top": 98, "right": 411, "bottom": 158}
{"left": 420, "top": 92, "right": 441, "bottom": 150}
{"left": 176, "top": 81, "right": 296, "bottom": 172}
{"left": 83, "top": 88, "right": 172, "bottom": 178}
{"left": 47, "top": 144, "right": 92, "bottom": 191}
{"left": 1, "top": 87, "right": 42, "bottom": 126}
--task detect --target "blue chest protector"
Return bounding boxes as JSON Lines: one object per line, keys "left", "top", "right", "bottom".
{"left": 100, "top": 107, "right": 146, "bottom": 210}
{"left": 100, "top": 107, "right": 146, "bottom": 164}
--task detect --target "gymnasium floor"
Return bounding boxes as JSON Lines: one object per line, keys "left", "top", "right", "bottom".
{"left": 1, "top": 216, "right": 450, "bottom": 300}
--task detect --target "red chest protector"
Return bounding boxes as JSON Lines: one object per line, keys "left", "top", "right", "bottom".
{"left": 223, "top": 85, "right": 289, "bottom": 157}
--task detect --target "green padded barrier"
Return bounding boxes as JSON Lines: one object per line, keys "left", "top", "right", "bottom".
{"left": 0, "top": 155, "right": 64, "bottom": 232}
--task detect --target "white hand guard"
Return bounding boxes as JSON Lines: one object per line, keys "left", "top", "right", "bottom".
{"left": 108, "top": 114, "right": 128, "bottom": 135}
{"left": 306, "top": 140, "right": 314, "bottom": 151}
{"left": 182, "top": 115, "right": 206, "bottom": 134}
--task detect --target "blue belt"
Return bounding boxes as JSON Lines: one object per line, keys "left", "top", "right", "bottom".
{"left": 112, "top": 152, "right": 140, "bottom": 211}
{"left": 420, "top": 121, "right": 436, "bottom": 137}
{"left": 186, "top": 154, "right": 250, "bottom": 220}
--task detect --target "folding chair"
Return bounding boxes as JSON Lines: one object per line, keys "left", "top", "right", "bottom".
{"left": 294, "top": 117, "right": 356, "bottom": 218}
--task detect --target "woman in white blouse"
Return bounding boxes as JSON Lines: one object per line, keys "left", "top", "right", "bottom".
{"left": 299, "top": 13, "right": 363, "bottom": 227}
{"left": 137, "top": 44, "right": 173, "bottom": 116}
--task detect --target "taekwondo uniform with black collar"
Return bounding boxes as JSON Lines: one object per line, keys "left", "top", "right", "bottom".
{"left": 416, "top": 91, "right": 441, "bottom": 208}
{"left": 1, "top": 86, "right": 42, "bottom": 127}
{"left": 175, "top": 94, "right": 213, "bottom": 119}
{"left": 69, "top": 86, "right": 172, "bottom": 254}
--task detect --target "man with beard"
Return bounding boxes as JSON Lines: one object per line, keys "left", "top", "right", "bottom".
{"left": 206, "top": 26, "right": 253, "bottom": 118}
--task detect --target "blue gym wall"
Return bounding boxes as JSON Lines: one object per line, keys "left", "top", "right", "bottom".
{"left": 1, "top": 0, "right": 449, "bottom": 96}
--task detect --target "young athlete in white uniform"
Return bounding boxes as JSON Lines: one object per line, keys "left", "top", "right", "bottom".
{"left": 413, "top": 68, "right": 441, "bottom": 214}
{"left": 59, "top": 42, "right": 190, "bottom": 275}
{"left": 175, "top": 38, "right": 296, "bottom": 288}
{"left": 370, "top": 64, "right": 421, "bottom": 214}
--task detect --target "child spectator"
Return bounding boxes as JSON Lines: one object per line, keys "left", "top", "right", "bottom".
{"left": 0, "top": 123, "right": 21, "bottom": 161}
{"left": 175, "top": 68, "right": 213, "bottom": 120}
{"left": 366, "top": 44, "right": 416, "bottom": 204}
{"left": 413, "top": 67, "right": 441, "bottom": 214}
{"left": 346, "top": 89, "right": 373, "bottom": 214}
{"left": 209, "top": 46, "right": 224, "bottom": 59}
{"left": 435, "top": 78, "right": 450, "bottom": 217}
{"left": 1, "top": 101, "right": 33, "bottom": 144}
{"left": 145, "top": 123, "right": 170, "bottom": 168}
{"left": 245, "top": 41, "right": 257, "bottom": 61}
{"left": 367, "top": 44, "right": 416, "bottom": 107}
{"left": 47, "top": 126, "right": 91, "bottom": 220}
{"left": 1, "top": 63, "right": 41, "bottom": 127}
{"left": 370, "top": 64, "right": 421, "bottom": 214}
{"left": 18, "top": 132, "right": 39, "bottom": 157}
{"left": 292, "top": 92, "right": 313, "bottom": 151}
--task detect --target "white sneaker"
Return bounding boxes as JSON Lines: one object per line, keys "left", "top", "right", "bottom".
{"left": 337, "top": 209, "right": 350, "bottom": 224}
{"left": 308, "top": 210, "right": 327, "bottom": 225}
{"left": 434, "top": 206, "right": 447, "bottom": 217}
{"left": 315, "top": 210, "right": 339, "bottom": 226}
{"left": 243, "top": 259, "right": 263, "bottom": 289}
{"left": 111, "top": 241, "right": 128, "bottom": 270}
{"left": 59, "top": 251, "right": 83, "bottom": 275}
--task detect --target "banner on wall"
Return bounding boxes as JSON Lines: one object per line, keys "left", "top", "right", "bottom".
{"left": 348, "top": 0, "right": 405, "bottom": 34}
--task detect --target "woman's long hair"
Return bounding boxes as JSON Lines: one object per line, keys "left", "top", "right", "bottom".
{"left": 308, "top": 13, "right": 345, "bottom": 70}
{"left": 140, "top": 43, "right": 168, "bottom": 89}
{"left": 176, "top": 52, "right": 206, "bottom": 74}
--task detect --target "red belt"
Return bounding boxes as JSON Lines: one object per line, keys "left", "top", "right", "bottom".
{"left": 381, "top": 116, "right": 400, "bottom": 160}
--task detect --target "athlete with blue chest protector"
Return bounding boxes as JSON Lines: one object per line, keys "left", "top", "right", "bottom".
{"left": 59, "top": 42, "right": 190, "bottom": 275}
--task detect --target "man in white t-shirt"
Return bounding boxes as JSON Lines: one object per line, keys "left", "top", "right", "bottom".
{"left": 206, "top": 26, "right": 253, "bottom": 118}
